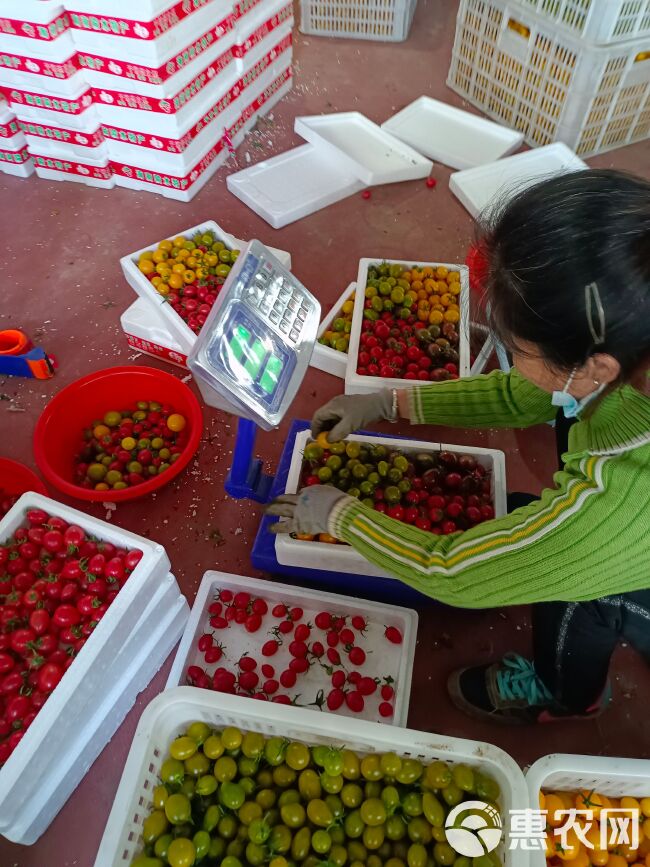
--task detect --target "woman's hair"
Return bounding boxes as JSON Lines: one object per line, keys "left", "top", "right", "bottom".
{"left": 481, "top": 169, "right": 650, "bottom": 381}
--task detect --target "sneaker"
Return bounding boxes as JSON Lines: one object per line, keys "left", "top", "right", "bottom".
{"left": 447, "top": 653, "right": 609, "bottom": 725}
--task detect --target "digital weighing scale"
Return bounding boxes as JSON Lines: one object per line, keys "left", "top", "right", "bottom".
{"left": 188, "top": 241, "right": 426, "bottom": 604}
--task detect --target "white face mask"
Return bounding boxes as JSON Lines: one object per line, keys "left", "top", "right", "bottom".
{"left": 551, "top": 368, "right": 606, "bottom": 419}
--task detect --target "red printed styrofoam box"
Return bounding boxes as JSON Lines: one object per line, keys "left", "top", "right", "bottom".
{"left": 31, "top": 150, "right": 114, "bottom": 187}
{"left": 121, "top": 298, "right": 189, "bottom": 369}
{"left": 0, "top": 61, "right": 87, "bottom": 99}
{"left": 77, "top": 6, "right": 236, "bottom": 101}
{"left": 230, "top": 54, "right": 292, "bottom": 148}
{"left": 67, "top": 0, "right": 233, "bottom": 66}
{"left": 0, "top": 145, "right": 34, "bottom": 177}
{"left": 20, "top": 117, "right": 106, "bottom": 160}
{"left": 0, "top": 103, "right": 26, "bottom": 150}
{"left": 2, "top": 77, "right": 99, "bottom": 130}
{"left": 0, "top": 2, "right": 74, "bottom": 62}
{"left": 234, "top": 0, "right": 293, "bottom": 74}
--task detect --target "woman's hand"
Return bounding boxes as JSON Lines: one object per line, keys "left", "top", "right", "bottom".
{"left": 311, "top": 389, "right": 396, "bottom": 442}
{"left": 265, "top": 486, "right": 350, "bottom": 536}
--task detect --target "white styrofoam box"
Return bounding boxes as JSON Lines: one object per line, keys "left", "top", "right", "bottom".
{"left": 18, "top": 113, "right": 105, "bottom": 160}
{"left": 300, "top": 0, "right": 417, "bottom": 42}
{"left": 226, "top": 142, "right": 363, "bottom": 229}
{"left": 3, "top": 575, "right": 189, "bottom": 845}
{"left": 449, "top": 143, "right": 588, "bottom": 220}
{"left": 517, "top": 0, "right": 650, "bottom": 45}
{"left": 0, "top": 57, "right": 85, "bottom": 98}
{"left": 64, "top": 0, "right": 180, "bottom": 16}
{"left": 344, "top": 258, "right": 470, "bottom": 396}
{"left": 526, "top": 754, "right": 650, "bottom": 867}
{"left": 295, "top": 112, "right": 433, "bottom": 186}
{"left": 3, "top": 77, "right": 98, "bottom": 129}
{"left": 68, "top": 0, "right": 233, "bottom": 66}
{"left": 310, "top": 282, "right": 356, "bottom": 378}
{"left": 0, "top": 492, "right": 171, "bottom": 836}
{"left": 32, "top": 149, "right": 114, "bottom": 187}
{"left": 121, "top": 221, "right": 292, "bottom": 353}
{"left": 166, "top": 571, "right": 418, "bottom": 726}
{"left": 0, "top": 104, "right": 26, "bottom": 151}
{"left": 0, "top": 151, "right": 34, "bottom": 177}
{"left": 382, "top": 96, "right": 524, "bottom": 171}
{"left": 275, "top": 430, "right": 507, "bottom": 579}
{"left": 96, "top": 687, "right": 529, "bottom": 867}
{"left": 121, "top": 298, "right": 189, "bottom": 369}
{"left": 228, "top": 56, "right": 292, "bottom": 143}
{"left": 234, "top": 0, "right": 293, "bottom": 74}
{"left": 448, "top": 0, "right": 650, "bottom": 159}
{"left": 78, "top": 13, "right": 237, "bottom": 101}
{"left": 0, "top": 0, "right": 66, "bottom": 23}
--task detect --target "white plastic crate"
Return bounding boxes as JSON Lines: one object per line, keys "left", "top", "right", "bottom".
{"left": 299, "top": 0, "right": 417, "bottom": 41}
{"left": 4, "top": 574, "right": 189, "bottom": 845}
{"left": 310, "top": 282, "right": 356, "bottom": 378}
{"left": 121, "top": 220, "right": 292, "bottom": 354}
{"left": 345, "top": 257, "right": 470, "bottom": 396}
{"left": 526, "top": 753, "right": 650, "bottom": 867}
{"left": 516, "top": 0, "right": 650, "bottom": 45}
{"left": 275, "top": 430, "right": 507, "bottom": 579}
{"left": 95, "top": 687, "right": 529, "bottom": 867}
{"left": 0, "top": 492, "right": 172, "bottom": 838}
{"left": 448, "top": 0, "right": 650, "bottom": 158}
{"left": 167, "top": 571, "right": 418, "bottom": 726}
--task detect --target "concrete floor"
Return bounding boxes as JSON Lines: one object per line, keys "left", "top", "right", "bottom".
{"left": 1, "top": 0, "right": 650, "bottom": 863}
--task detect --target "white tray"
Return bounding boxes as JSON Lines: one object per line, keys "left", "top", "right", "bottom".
{"left": 526, "top": 753, "right": 650, "bottom": 867}
{"left": 382, "top": 96, "right": 524, "bottom": 170}
{"left": 275, "top": 430, "right": 507, "bottom": 579}
{"left": 4, "top": 575, "right": 189, "bottom": 845}
{"left": 0, "top": 493, "right": 171, "bottom": 837}
{"left": 166, "top": 571, "right": 418, "bottom": 726}
{"left": 345, "top": 257, "right": 470, "bottom": 395}
{"left": 310, "top": 282, "right": 356, "bottom": 378}
{"left": 295, "top": 111, "right": 433, "bottom": 186}
{"left": 95, "top": 687, "right": 530, "bottom": 867}
{"left": 227, "top": 142, "right": 365, "bottom": 229}
{"left": 449, "top": 143, "right": 589, "bottom": 219}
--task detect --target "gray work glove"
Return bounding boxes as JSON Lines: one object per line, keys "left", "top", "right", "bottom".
{"left": 266, "top": 486, "right": 350, "bottom": 536}
{"left": 311, "top": 389, "right": 394, "bottom": 442}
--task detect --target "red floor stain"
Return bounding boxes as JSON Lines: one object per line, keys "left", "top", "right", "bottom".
{"left": 1, "top": 0, "right": 649, "bottom": 862}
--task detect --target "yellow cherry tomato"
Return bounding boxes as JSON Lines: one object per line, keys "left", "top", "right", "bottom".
{"left": 167, "top": 413, "right": 186, "bottom": 433}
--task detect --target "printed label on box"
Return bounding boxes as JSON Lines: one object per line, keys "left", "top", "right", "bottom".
{"left": 32, "top": 153, "right": 112, "bottom": 178}
{"left": 234, "top": 4, "right": 293, "bottom": 57}
{"left": 0, "top": 145, "right": 30, "bottom": 164}
{"left": 19, "top": 119, "right": 104, "bottom": 147}
{"left": 69, "top": 0, "right": 214, "bottom": 40}
{"left": 2, "top": 85, "right": 94, "bottom": 115}
{"left": 235, "top": 0, "right": 263, "bottom": 21}
{"left": 0, "top": 52, "right": 79, "bottom": 80}
{"left": 125, "top": 334, "right": 188, "bottom": 367}
{"left": 0, "top": 13, "right": 70, "bottom": 42}
{"left": 79, "top": 12, "right": 234, "bottom": 85}
{"left": 0, "top": 117, "right": 19, "bottom": 137}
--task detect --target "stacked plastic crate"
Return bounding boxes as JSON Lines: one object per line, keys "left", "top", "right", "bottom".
{"left": 447, "top": 0, "right": 650, "bottom": 158}
{"left": 67, "top": 0, "right": 293, "bottom": 201}
{"left": 0, "top": 0, "right": 111, "bottom": 186}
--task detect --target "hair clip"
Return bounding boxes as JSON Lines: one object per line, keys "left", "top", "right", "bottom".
{"left": 585, "top": 282, "right": 606, "bottom": 346}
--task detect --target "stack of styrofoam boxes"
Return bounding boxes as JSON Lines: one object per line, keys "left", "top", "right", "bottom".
{"left": 0, "top": 0, "right": 112, "bottom": 186}
{"left": 447, "top": 0, "right": 650, "bottom": 158}
{"left": 0, "top": 98, "right": 34, "bottom": 177}
{"left": 66, "top": 0, "right": 293, "bottom": 201}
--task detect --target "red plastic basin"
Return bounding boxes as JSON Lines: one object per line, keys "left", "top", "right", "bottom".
{"left": 34, "top": 366, "right": 203, "bottom": 502}
{"left": 0, "top": 458, "right": 48, "bottom": 498}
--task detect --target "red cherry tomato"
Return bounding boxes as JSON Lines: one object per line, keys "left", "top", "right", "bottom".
{"left": 37, "top": 662, "right": 63, "bottom": 693}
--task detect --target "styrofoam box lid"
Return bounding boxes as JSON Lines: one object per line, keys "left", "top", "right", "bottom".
{"left": 227, "top": 143, "right": 365, "bottom": 229}
{"left": 1, "top": 1, "right": 63, "bottom": 22}
{"left": 381, "top": 96, "right": 524, "bottom": 171}
{"left": 295, "top": 112, "right": 433, "bottom": 186}
{"left": 449, "top": 143, "right": 588, "bottom": 219}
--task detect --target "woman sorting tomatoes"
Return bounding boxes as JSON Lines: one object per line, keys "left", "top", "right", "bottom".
{"left": 267, "top": 169, "right": 650, "bottom": 725}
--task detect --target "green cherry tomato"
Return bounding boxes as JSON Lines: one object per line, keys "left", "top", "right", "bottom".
{"left": 221, "top": 726, "right": 243, "bottom": 751}
{"left": 248, "top": 819, "right": 271, "bottom": 845}
{"left": 185, "top": 752, "right": 210, "bottom": 778}
{"left": 330, "top": 844, "right": 348, "bottom": 867}
{"left": 167, "top": 837, "right": 196, "bottom": 867}
{"left": 424, "top": 761, "right": 452, "bottom": 790}
{"left": 423, "top": 793, "right": 445, "bottom": 827}
{"left": 364, "top": 781, "right": 382, "bottom": 799}
{"left": 360, "top": 756, "right": 383, "bottom": 782}
{"left": 386, "top": 860, "right": 406, "bottom": 867}
{"left": 321, "top": 773, "right": 343, "bottom": 794}
{"left": 186, "top": 722, "right": 210, "bottom": 746}
{"left": 202, "top": 734, "right": 224, "bottom": 760}
{"left": 214, "top": 755, "right": 238, "bottom": 782}
{"left": 292, "top": 827, "right": 312, "bottom": 861}
{"left": 154, "top": 833, "right": 173, "bottom": 860}
{"left": 286, "top": 742, "right": 310, "bottom": 771}
{"left": 330, "top": 825, "right": 346, "bottom": 845}
{"left": 209, "top": 838, "right": 226, "bottom": 860}
{"left": 363, "top": 825, "right": 385, "bottom": 851}
{"left": 396, "top": 759, "right": 423, "bottom": 786}
{"left": 298, "top": 769, "right": 322, "bottom": 801}
{"left": 325, "top": 794, "right": 344, "bottom": 820}
{"left": 452, "top": 764, "right": 475, "bottom": 793}
{"left": 306, "top": 798, "right": 333, "bottom": 828}
{"left": 273, "top": 764, "right": 297, "bottom": 788}
{"left": 281, "top": 803, "right": 306, "bottom": 828}
{"left": 407, "top": 843, "right": 428, "bottom": 867}
{"left": 441, "top": 783, "right": 463, "bottom": 807}
{"left": 180, "top": 778, "right": 195, "bottom": 798}
{"left": 202, "top": 805, "right": 220, "bottom": 833}
{"left": 312, "top": 830, "right": 332, "bottom": 855}
{"left": 348, "top": 841, "right": 368, "bottom": 862}
{"left": 360, "top": 798, "right": 387, "bottom": 827}
{"left": 193, "top": 830, "right": 210, "bottom": 861}
{"left": 407, "top": 818, "right": 432, "bottom": 845}
{"left": 240, "top": 777, "right": 256, "bottom": 797}
{"left": 269, "top": 824, "right": 292, "bottom": 854}
{"left": 239, "top": 801, "right": 263, "bottom": 826}
{"left": 226, "top": 841, "right": 245, "bottom": 859}
{"left": 246, "top": 842, "right": 266, "bottom": 866}
{"left": 341, "top": 783, "right": 364, "bottom": 808}
{"left": 322, "top": 749, "right": 344, "bottom": 777}
{"left": 130, "top": 857, "right": 163, "bottom": 867}
{"left": 475, "top": 773, "right": 500, "bottom": 802}
{"left": 379, "top": 752, "right": 403, "bottom": 778}
{"left": 256, "top": 769, "right": 273, "bottom": 788}
{"left": 278, "top": 789, "right": 301, "bottom": 808}
{"left": 367, "top": 855, "right": 383, "bottom": 867}
{"left": 218, "top": 815, "right": 239, "bottom": 840}
{"left": 242, "top": 731, "right": 265, "bottom": 760}
{"left": 402, "top": 792, "right": 423, "bottom": 818}
{"left": 143, "top": 810, "right": 169, "bottom": 845}
{"left": 219, "top": 781, "right": 245, "bottom": 810}
{"left": 256, "top": 788, "right": 277, "bottom": 810}
{"left": 264, "top": 737, "right": 287, "bottom": 766}
{"left": 238, "top": 756, "right": 259, "bottom": 778}
{"left": 344, "top": 810, "right": 365, "bottom": 839}
{"left": 160, "top": 758, "right": 185, "bottom": 788}
{"left": 195, "top": 774, "right": 217, "bottom": 797}
{"left": 221, "top": 857, "right": 243, "bottom": 867}
{"left": 452, "top": 859, "right": 471, "bottom": 867}
{"left": 169, "top": 736, "right": 197, "bottom": 761}
{"left": 385, "top": 814, "right": 407, "bottom": 841}
{"left": 164, "top": 793, "right": 191, "bottom": 825}
{"left": 381, "top": 785, "right": 401, "bottom": 814}
{"left": 433, "top": 842, "right": 457, "bottom": 866}
{"left": 152, "top": 785, "right": 169, "bottom": 810}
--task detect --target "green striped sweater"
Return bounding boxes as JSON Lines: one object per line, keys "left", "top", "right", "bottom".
{"left": 328, "top": 370, "right": 650, "bottom": 607}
